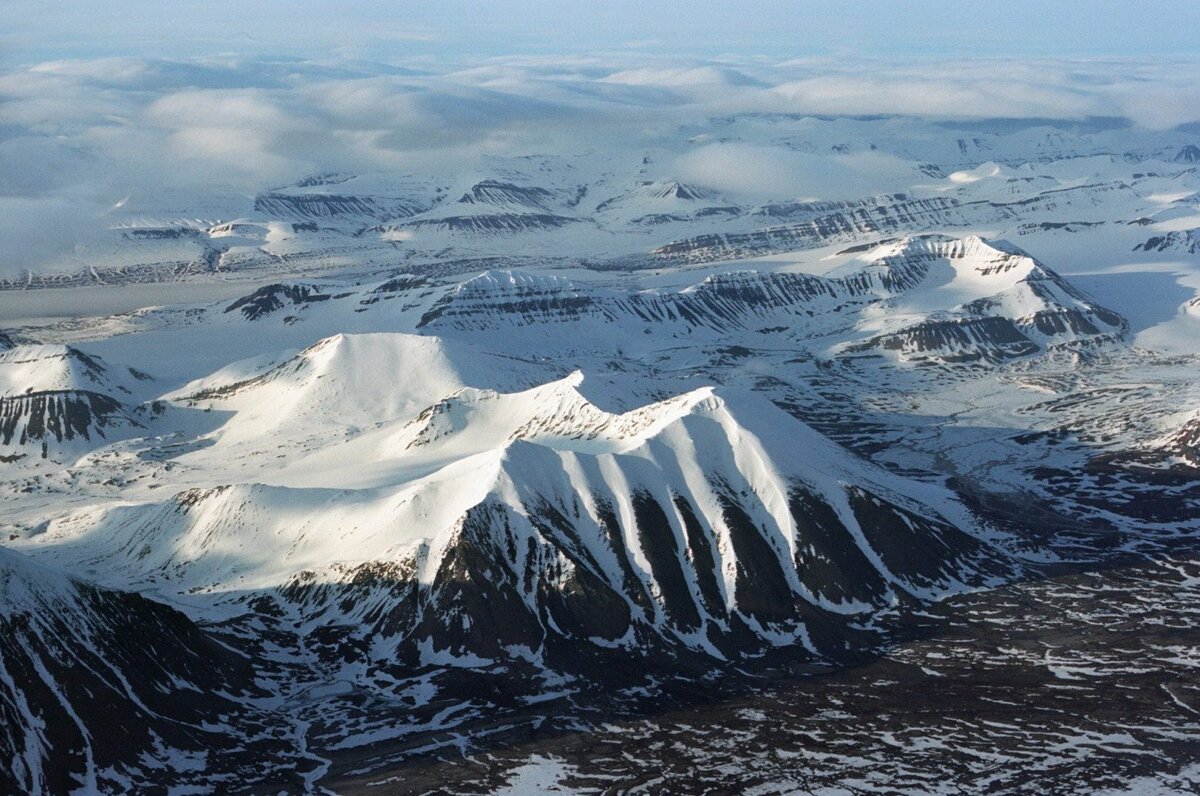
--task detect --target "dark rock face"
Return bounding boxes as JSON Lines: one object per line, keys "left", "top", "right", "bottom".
{"left": 417, "top": 505, "right": 551, "bottom": 659}
{"left": 753, "top": 194, "right": 914, "bottom": 223}
{"left": 1173, "top": 144, "right": 1200, "bottom": 163}
{"left": 377, "top": 180, "right": 583, "bottom": 234}
{"left": 631, "top": 491, "right": 702, "bottom": 631}
{"left": 263, "top": 475, "right": 1009, "bottom": 684}
{"left": 1027, "top": 308, "right": 1100, "bottom": 337}
{"left": 404, "top": 213, "right": 578, "bottom": 234}
{"left": 717, "top": 489, "right": 801, "bottom": 628}
{"left": 0, "top": 551, "right": 308, "bottom": 794}
{"left": 694, "top": 205, "right": 741, "bottom": 217}
{"left": 1133, "top": 230, "right": 1200, "bottom": 254}
{"left": 122, "top": 227, "right": 201, "bottom": 240}
{"left": 417, "top": 275, "right": 604, "bottom": 330}
{"left": 457, "top": 180, "right": 556, "bottom": 209}
{"left": 662, "top": 272, "right": 843, "bottom": 329}
{"left": 629, "top": 213, "right": 688, "bottom": 226}
{"left": 642, "top": 181, "right": 719, "bottom": 202}
{"left": 295, "top": 173, "right": 353, "bottom": 188}
{"left": 225, "top": 282, "right": 329, "bottom": 320}
{"left": 846, "top": 487, "right": 1000, "bottom": 590}
{"left": 1167, "top": 418, "right": 1200, "bottom": 467}
{"left": 788, "top": 487, "right": 890, "bottom": 606}
{"left": 653, "top": 196, "right": 967, "bottom": 263}
{"left": 371, "top": 275, "right": 429, "bottom": 295}
{"left": 254, "top": 192, "right": 425, "bottom": 220}
{"left": 847, "top": 317, "right": 1041, "bottom": 363}
{"left": 0, "top": 390, "right": 135, "bottom": 450}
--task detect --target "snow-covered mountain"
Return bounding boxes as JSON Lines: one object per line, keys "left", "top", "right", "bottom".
{"left": 6, "top": 113, "right": 1197, "bottom": 293}
{"left": 378, "top": 179, "right": 585, "bottom": 236}
{"left": 833, "top": 235, "right": 1127, "bottom": 363}
{"left": 26, "top": 360, "right": 1011, "bottom": 664}
{"left": 0, "top": 345, "right": 155, "bottom": 460}
{"left": 0, "top": 344, "right": 153, "bottom": 398}
{"left": 2, "top": 111, "right": 1199, "bottom": 793}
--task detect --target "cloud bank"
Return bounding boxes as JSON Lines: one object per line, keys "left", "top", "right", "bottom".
{"left": 1, "top": 54, "right": 1198, "bottom": 273}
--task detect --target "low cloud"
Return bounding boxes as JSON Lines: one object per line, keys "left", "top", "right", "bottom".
{"left": 1, "top": 53, "right": 1198, "bottom": 274}
{"left": 0, "top": 195, "right": 111, "bottom": 277}
{"left": 672, "top": 143, "right": 917, "bottom": 200}
{"left": 768, "top": 74, "right": 1097, "bottom": 121}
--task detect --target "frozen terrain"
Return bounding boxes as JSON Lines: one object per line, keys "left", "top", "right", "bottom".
{"left": 2, "top": 104, "right": 1199, "bottom": 794}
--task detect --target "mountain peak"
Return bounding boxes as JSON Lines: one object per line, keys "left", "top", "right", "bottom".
{"left": 1173, "top": 144, "right": 1200, "bottom": 163}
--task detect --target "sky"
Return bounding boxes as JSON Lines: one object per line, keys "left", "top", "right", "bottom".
{"left": 3, "top": 1, "right": 1199, "bottom": 64}
{"left": 1, "top": 1, "right": 1199, "bottom": 276}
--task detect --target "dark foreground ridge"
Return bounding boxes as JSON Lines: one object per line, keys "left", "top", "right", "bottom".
{"left": 331, "top": 548, "right": 1200, "bottom": 795}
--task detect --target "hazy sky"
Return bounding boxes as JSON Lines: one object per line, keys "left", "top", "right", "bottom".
{"left": 3, "top": 1, "right": 1198, "bottom": 64}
